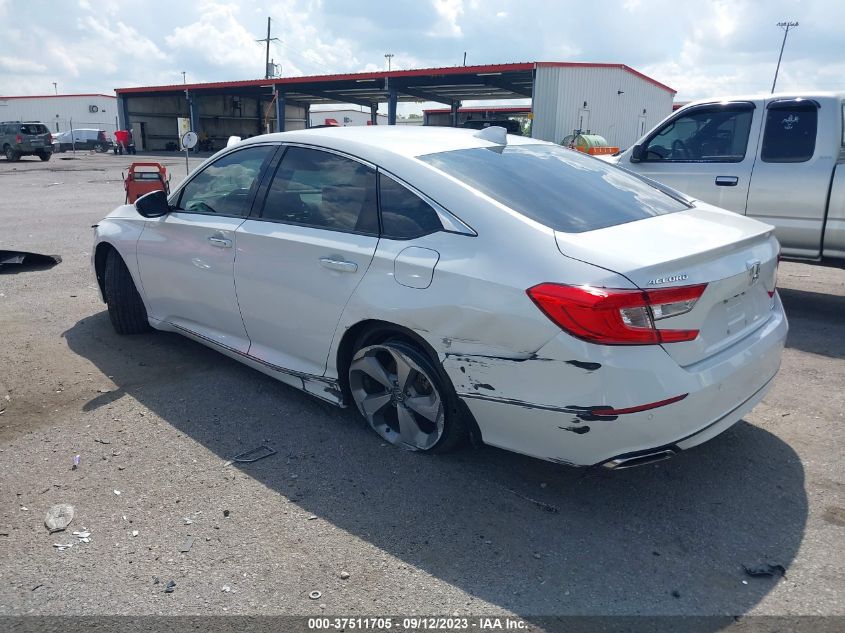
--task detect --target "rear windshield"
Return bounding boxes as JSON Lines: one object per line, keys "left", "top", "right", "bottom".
{"left": 21, "top": 124, "right": 49, "bottom": 135}
{"left": 418, "top": 144, "right": 689, "bottom": 233}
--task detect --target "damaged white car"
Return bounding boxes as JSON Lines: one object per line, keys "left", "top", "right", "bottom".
{"left": 92, "top": 126, "right": 787, "bottom": 468}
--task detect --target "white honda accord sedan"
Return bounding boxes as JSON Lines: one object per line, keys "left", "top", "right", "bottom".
{"left": 92, "top": 126, "right": 787, "bottom": 468}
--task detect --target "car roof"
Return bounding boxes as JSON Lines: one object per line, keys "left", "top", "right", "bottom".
{"left": 682, "top": 91, "right": 845, "bottom": 109}
{"left": 238, "top": 125, "right": 544, "bottom": 161}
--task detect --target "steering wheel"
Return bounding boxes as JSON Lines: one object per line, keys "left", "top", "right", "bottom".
{"left": 671, "top": 139, "right": 691, "bottom": 160}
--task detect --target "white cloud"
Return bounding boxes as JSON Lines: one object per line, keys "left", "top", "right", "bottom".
{"left": 430, "top": 0, "right": 464, "bottom": 38}
{"left": 0, "top": 55, "right": 46, "bottom": 73}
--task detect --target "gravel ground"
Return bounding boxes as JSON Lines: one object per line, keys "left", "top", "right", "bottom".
{"left": 0, "top": 151, "right": 843, "bottom": 625}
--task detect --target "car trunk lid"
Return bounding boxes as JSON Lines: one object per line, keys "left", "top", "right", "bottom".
{"left": 554, "top": 205, "right": 779, "bottom": 366}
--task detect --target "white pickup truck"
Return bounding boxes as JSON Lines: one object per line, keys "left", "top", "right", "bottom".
{"left": 612, "top": 92, "right": 845, "bottom": 263}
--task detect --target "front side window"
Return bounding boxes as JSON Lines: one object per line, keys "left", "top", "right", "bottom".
{"left": 419, "top": 144, "right": 689, "bottom": 234}
{"left": 261, "top": 146, "right": 378, "bottom": 234}
{"left": 761, "top": 102, "right": 818, "bottom": 163}
{"left": 177, "top": 145, "right": 274, "bottom": 216}
{"left": 643, "top": 105, "right": 753, "bottom": 162}
{"left": 379, "top": 173, "right": 442, "bottom": 239}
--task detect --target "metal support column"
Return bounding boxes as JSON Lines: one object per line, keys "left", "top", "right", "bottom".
{"left": 370, "top": 104, "right": 378, "bottom": 125}
{"left": 450, "top": 101, "right": 460, "bottom": 127}
{"left": 117, "top": 96, "right": 129, "bottom": 131}
{"left": 275, "top": 88, "right": 285, "bottom": 133}
{"left": 388, "top": 87, "right": 397, "bottom": 125}
{"left": 304, "top": 102, "right": 311, "bottom": 129}
{"left": 188, "top": 91, "right": 199, "bottom": 150}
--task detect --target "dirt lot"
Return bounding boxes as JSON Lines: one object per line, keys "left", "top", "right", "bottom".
{"left": 0, "top": 151, "right": 843, "bottom": 626}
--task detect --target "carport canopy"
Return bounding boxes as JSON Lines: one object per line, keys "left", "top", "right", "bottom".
{"left": 116, "top": 62, "right": 537, "bottom": 128}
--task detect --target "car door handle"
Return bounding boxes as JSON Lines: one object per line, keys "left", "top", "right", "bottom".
{"left": 319, "top": 257, "right": 358, "bottom": 273}
{"left": 208, "top": 236, "right": 232, "bottom": 248}
{"left": 715, "top": 176, "right": 738, "bottom": 187}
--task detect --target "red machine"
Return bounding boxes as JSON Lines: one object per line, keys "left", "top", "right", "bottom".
{"left": 123, "top": 162, "right": 170, "bottom": 204}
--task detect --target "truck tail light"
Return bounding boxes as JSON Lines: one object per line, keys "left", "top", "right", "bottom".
{"left": 15, "top": 135, "right": 22, "bottom": 144}
{"left": 526, "top": 283, "right": 707, "bottom": 345}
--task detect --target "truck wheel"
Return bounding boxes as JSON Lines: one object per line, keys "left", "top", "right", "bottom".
{"left": 4, "top": 145, "right": 20, "bottom": 162}
{"left": 104, "top": 249, "right": 151, "bottom": 335}
{"left": 37, "top": 151, "right": 51, "bottom": 162}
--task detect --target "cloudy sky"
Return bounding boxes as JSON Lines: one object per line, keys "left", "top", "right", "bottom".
{"left": 0, "top": 0, "right": 842, "bottom": 111}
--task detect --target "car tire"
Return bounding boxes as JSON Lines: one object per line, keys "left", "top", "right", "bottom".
{"left": 4, "top": 145, "right": 20, "bottom": 162}
{"left": 37, "top": 151, "right": 51, "bottom": 162}
{"left": 348, "top": 337, "right": 467, "bottom": 453}
{"left": 104, "top": 249, "right": 151, "bottom": 335}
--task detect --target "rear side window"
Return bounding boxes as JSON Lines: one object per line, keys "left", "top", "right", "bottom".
{"left": 379, "top": 173, "right": 442, "bottom": 239}
{"left": 261, "top": 146, "right": 379, "bottom": 234}
{"left": 761, "top": 102, "right": 818, "bottom": 163}
{"left": 419, "top": 144, "right": 688, "bottom": 233}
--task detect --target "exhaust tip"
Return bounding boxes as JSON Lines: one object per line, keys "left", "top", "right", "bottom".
{"left": 603, "top": 449, "right": 677, "bottom": 470}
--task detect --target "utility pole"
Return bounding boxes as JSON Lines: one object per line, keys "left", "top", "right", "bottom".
{"left": 181, "top": 71, "right": 186, "bottom": 84}
{"left": 257, "top": 17, "right": 280, "bottom": 79}
{"left": 52, "top": 82, "right": 57, "bottom": 95}
{"left": 771, "top": 21, "right": 798, "bottom": 93}
{"left": 463, "top": 51, "right": 467, "bottom": 66}
{"left": 385, "top": 53, "right": 394, "bottom": 71}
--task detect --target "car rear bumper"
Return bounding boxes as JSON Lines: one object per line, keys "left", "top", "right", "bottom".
{"left": 442, "top": 294, "right": 788, "bottom": 467}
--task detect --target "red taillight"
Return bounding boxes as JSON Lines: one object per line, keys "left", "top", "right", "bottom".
{"left": 769, "top": 253, "right": 780, "bottom": 298}
{"left": 15, "top": 135, "right": 23, "bottom": 144}
{"left": 526, "top": 283, "right": 707, "bottom": 345}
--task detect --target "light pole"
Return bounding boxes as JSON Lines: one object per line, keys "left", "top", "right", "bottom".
{"left": 182, "top": 71, "right": 186, "bottom": 84}
{"left": 771, "top": 21, "right": 798, "bottom": 94}
{"left": 384, "top": 53, "right": 394, "bottom": 71}
{"left": 52, "top": 82, "right": 57, "bottom": 95}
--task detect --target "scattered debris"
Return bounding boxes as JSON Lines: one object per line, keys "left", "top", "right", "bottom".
{"left": 113, "top": 490, "right": 121, "bottom": 496}
{"left": 53, "top": 543, "right": 73, "bottom": 551}
{"left": 31, "top": 584, "right": 43, "bottom": 592}
{"left": 309, "top": 590, "right": 322, "bottom": 600}
{"left": 164, "top": 580, "right": 176, "bottom": 593}
{"left": 307, "top": 515, "right": 318, "bottom": 521}
{"left": 0, "top": 250, "right": 62, "bottom": 273}
{"left": 179, "top": 536, "right": 194, "bottom": 553}
{"left": 221, "top": 585, "right": 231, "bottom": 593}
{"left": 500, "top": 485, "right": 559, "bottom": 514}
{"left": 72, "top": 455, "right": 80, "bottom": 470}
{"left": 72, "top": 530, "right": 91, "bottom": 543}
{"left": 743, "top": 563, "right": 786, "bottom": 578}
{"left": 183, "top": 517, "right": 193, "bottom": 525}
{"left": 532, "top": 552, "right": 542, "bottom": 560}
{"left": 339, "top": 571, "right": 350, "bottom": 580}
{"left": 671, "top": 590, "right": 681, "bottom": 598}
{"left": 227, "top": 445, "right": 277, "bottom": 465}
{"left": 223, "top": 510, "right": 230, "bottom": 518}
{"left": 132, "top": 530, "right": 139, "bottom": 538}
{"left": 152, "top": 577, "right": 160, "bottom": 585}
{"left": 94, "top": 438, "right": 110, "bottom": 445}
{"left": 44, "top": 504, "right": 74, "bottom": 533}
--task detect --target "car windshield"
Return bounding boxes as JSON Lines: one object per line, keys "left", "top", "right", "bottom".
{"left": 418, "top": 144, "right": 690, "bottom": 233}
{"left": 21, "top": 124, "right": 49, "bottom": 135}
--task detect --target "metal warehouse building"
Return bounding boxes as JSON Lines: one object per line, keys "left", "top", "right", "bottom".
{"left": 115, "top": 62, "right": 674, "bottom": 152}
{"left": 0, "top": 94, "right": 118, "bottom": 135}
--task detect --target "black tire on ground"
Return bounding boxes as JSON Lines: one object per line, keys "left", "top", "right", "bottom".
{"left": 104, "top": 249, "right": 151, "bottom": 335}
{"left": 350, "top": 334, "right": 469, "bottom": 453}
{"left": 37, "top": 151, "right": 51, "bottom": 162}
{"left": 4, "top": 145, "right": 20, "bottom": 162}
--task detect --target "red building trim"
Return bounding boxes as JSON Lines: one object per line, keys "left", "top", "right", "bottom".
{"left": 424, "top": 106, "right": 532, "bottom": 114}
{"left": 0, "top": 93, "right": 116, "bottom": 100}
{"left": 535, "top": 62, "right": 676, "bottom": 95}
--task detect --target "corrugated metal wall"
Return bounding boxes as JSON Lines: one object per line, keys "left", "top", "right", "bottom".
{"left": 531, "top": 66, "right": 673, "bottom": 149}
{"left": 0, "top": 95, "right": 117, "bottom": 134}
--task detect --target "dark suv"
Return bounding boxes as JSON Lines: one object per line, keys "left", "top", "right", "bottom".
{"left": 1, "top": 121, "right": 53, "bottom": 162}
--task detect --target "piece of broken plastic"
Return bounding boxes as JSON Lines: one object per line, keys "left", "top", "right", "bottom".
{"left": 45, "top": 504, "right": 74, "bottom": 533}
{"left": 230, "top": 445, "right": 277, "bottom": 464}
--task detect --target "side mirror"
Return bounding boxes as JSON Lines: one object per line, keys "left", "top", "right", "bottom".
{"left": 630, "top": 143, "right": 645, "bottom": 163}
{"left": 135, "top": 190, "right": 170, "bottom": 218}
